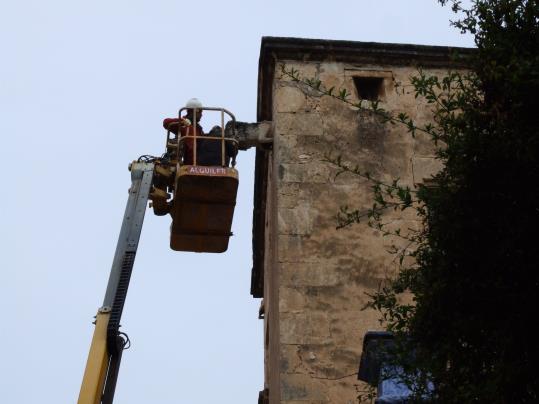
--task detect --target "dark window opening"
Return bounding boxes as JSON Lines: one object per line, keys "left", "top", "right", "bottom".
{"left": 353, "top": 77, "right": 385, "bottom": 101}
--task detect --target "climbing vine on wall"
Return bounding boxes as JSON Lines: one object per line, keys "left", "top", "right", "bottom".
{"left": 280, "top": 1, "right": 539, "bottom": 402}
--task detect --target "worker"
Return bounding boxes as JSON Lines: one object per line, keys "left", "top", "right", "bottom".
{"left": 163, "top": 98, "right": 236, "bottom": 166}
{"left": 196, "top": 125, "right": 236, "bottom": 166}
{"left": 163, "top": 98, "right": 204, "bottom": 165}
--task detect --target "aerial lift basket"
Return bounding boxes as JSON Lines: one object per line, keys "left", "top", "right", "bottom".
{"left": 170, "top": 107, "right": 239, "bottom": 253}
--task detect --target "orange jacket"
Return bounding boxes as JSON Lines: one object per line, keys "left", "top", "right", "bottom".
{"left": 163, "top": 117, "right": 203, "bottom": 165}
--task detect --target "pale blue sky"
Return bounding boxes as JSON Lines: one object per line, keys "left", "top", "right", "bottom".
{"left": 0, "top": 1, "right": 473, "bottom": 403}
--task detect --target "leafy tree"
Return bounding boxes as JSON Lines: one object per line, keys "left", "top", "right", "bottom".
{"left": 282, "top": 1, "right": 539, "bottom": 402}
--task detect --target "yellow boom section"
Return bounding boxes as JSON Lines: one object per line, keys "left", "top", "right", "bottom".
{"left": 78, "top": 310, "right": 111, "bottom": 404}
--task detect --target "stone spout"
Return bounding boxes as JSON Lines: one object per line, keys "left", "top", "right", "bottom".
{"left": 225, "top": 121, "right": 273, "bottom": 150}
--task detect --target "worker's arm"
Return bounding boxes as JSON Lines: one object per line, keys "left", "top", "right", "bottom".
{"left": 163, "top": 117, "right": 191, "bottom": 134}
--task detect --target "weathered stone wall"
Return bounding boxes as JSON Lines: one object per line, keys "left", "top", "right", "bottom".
{"left": 266, "top": 60, "right": 445, "bottom": 403}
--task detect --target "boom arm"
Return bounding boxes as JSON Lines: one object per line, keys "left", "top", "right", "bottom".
{"left": 78, "top": 162, "right": 154, "bottom": 404}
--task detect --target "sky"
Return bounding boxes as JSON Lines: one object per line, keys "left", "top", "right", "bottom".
{"left": 0, "top": 1, "right": 474, "bottom": 403}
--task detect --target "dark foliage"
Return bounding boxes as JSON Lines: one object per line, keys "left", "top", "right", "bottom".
{"left": 280, "top": 2, "right": 539, "bottom": 401}
{"left": 378, "top": 1, "right": 539, "bottom": 402}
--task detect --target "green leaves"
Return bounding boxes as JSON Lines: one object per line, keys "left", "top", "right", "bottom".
{"left": 338, "top": 88, "right": 350, "bottom": 100}
{"left": 286, "top": 3, "right": 539, "bottom": 399}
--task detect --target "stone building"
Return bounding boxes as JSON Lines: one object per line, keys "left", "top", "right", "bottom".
{"left": 249, "top": 37, "right": 471, "bottom": 403}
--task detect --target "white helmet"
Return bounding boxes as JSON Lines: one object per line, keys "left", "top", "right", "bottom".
{"left": 185, "top": 98, "right": 203, "bottom": 109}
